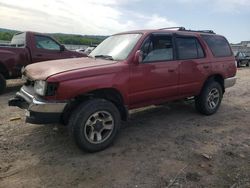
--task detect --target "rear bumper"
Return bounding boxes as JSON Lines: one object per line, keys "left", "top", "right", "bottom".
{"left": 224, "top": 76, "right": 237, "bottom": 88}
{"left": 8, "top": 87, "right": 67, "bottom": 124}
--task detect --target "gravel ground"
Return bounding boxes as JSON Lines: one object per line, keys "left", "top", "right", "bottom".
{"left": 0, "top": 68, "right": 249, "bottom": 188}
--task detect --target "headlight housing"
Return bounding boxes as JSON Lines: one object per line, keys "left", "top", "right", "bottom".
{"left": 34, "top": 80, "right": 47, "bottom": 96}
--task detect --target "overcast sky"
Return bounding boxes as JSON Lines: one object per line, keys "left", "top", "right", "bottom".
{"left": 0, "top": 0, "right": 249, "bottom": 43}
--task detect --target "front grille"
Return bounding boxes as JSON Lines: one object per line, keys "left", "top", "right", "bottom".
{"left": 46, "top": 83, "right": 58, "bottom": 96}
{"left": 22, "top": 75, "right": 34, "bottom": 86}
{"left": 25, "top": 79, "right": 35, "bottom": 86}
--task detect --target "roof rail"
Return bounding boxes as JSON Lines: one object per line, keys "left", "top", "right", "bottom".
{"left": 185, "top": 29, "right": 216, "bottom": 34}
{"left": 158, "top": 27, "right": 186, "bottom": 31}
{"left": 158, "top": 27, "right": 215, "bottom": 34}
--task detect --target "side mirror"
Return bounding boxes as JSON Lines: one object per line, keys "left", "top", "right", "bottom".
{"left": 60, "top": 45, "right": 65, "bottom": 51}
{"left": 134, "top": 50, "right": 143, "bottom": 65}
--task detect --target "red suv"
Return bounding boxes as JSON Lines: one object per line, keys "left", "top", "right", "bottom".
{"left": 9, "top": 27, "right": 237, "bottom": 152}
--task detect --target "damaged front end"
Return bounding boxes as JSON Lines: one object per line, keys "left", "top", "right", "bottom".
{"left": 9, "top": 83, "right": 67, "bottom": 124}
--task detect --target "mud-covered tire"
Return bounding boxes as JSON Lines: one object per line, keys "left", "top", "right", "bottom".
{"left": 68, "top": 98, "right": 121, "bottom": 152}
{"left": 195, "top": 81, "right": 223, "bottom": 115}
{"left": 0, "top": 74, "right": 6, "bottom": 94}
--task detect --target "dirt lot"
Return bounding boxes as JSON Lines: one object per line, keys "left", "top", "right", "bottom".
{"left": 0, "top": 68, "right": 249, "bottom": 188}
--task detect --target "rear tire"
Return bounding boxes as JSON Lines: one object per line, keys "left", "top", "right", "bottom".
{"left": 68, "top": 98, "right": 121, "bottom": 152}
{"left": 195, "top": 81, "right": 223, "bottom": 115}
{"left": 0, "top": 74, "right": 6, "bottom": 94}
{"left": 246, "top": 62, "right": 249, "bottom": 67}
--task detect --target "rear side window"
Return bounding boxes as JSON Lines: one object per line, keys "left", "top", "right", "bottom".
{"left": 176, "top": 37, "right": 205, "bottom": 60}
{"left": 201, "top": 35, "right": 232, "bottom": 57}
{"left": 10, "top": 32, "right": 26, "bottom": 47}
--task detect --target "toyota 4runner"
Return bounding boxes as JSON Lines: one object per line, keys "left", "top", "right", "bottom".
{"left": 9, "top": 27, "right": 237, "bottom": 152}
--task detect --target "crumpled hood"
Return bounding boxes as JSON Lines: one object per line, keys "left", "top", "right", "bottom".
{"left": 24, "top": 57, "right": 117, "bottom": 80}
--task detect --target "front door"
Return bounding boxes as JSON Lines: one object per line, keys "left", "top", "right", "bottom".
{"left": 31, "top": 35, "right": 73, "bottom": 63}
{"left": 129, "top": 34, "right": 180, "bottom": 108}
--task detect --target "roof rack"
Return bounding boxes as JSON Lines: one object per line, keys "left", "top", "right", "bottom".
{"left": 158, "top": 27, "right": 215, "bottom": 34}
{"left": 185, "top": 29, "right": 216, "bottom": 34}
{"left": 158, "top": 27, "right": 186, "bottom": 31}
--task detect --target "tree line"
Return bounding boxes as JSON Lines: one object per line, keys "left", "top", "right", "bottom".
{"left": 0, "top": 32, "right": 13, "bottom": 41}
{"left": 0, "top": 31, "right": 105, "bottom": 45}
{"left": 51, "top": 34, "right": 105, "bottom": 45}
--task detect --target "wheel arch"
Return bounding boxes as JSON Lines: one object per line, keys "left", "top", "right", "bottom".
{"left": 202, "top": 74, "right": 225, "bottom": 93}
{"left": 63, "top": 87, "right": 128, "bottom": 124}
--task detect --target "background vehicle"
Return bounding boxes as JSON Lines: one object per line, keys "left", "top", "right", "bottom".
{"left": 0, "top": 31, "right": 87, "bottom": 94}
{"left": 75, "top": 48, "right": 86, "bottom": 53}
{"left": 9, "top": 27, "right": 237, "bottom": 152}
{"left": 235, "top": 51, "right": 250, "bottom": 67}
{"left": 83, "top": 45, "right": 97, "bottom": 55}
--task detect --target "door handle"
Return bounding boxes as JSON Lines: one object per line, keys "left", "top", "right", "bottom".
{"left": 36, "top": 54, "right": 42, "bottom": 57}
{"left": 203, "top": 65, "right": 209, "bottom": 69}
{"left": 168, "top": 69, "right": 175, "bottom": 73}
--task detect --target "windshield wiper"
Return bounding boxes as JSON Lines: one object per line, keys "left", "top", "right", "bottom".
{"left": 94, "top": 55, "right": 114, "bottom": 60}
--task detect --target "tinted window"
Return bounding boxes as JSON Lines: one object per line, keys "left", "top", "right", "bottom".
{"left": 141, "top": 35, "right": 173, "bottom": 62}
{"left": 176, "top": 37, "right": 204, "bottom": 60}
{"left": 35, "top": 36, "right": 60, "bottom": 50}
{"left": 202, "top": 35, "right": 232, "bottom": 57}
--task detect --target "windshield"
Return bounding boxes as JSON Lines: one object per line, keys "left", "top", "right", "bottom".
{"left": 11, "top": 32, "right": 26, "bottom": 47}
{"left": 89, "top": 33, "right": 142, "bottom": 61}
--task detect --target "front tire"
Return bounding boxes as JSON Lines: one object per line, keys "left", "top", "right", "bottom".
{"left": 195, "top": 81, "right": 223, "bottom": 115}
{"left": 0, "top": 74, "right": 6, "bottom": 94}
{"left": 68, "top": 99, "right": 121, "bottom": 152}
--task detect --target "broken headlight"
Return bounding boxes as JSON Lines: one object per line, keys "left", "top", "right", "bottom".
{"left": 34, "top": 80, "right": 58, "bottom": 96}
{"left": 34, "top": 80, "right": 47, "bottom": 96}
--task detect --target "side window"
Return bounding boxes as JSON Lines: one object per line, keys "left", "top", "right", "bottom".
{"left": 197, "top": 40, "right": 205, "bottom": 58}
{"left": 176, "top": 37, "right": 205, "bottom": 60}
{"left": 35, "top": 36, "right": 60, "bottom": 51}
{"left": 201, "top": 35, "right": 232, "bottom": 57}
{"left": 141, "top": 35, "right": 173, "bottom": 62}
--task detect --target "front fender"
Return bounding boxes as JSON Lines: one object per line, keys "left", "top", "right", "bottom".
{"left": 53, "top": 72, "right": 129, "bottom": 104}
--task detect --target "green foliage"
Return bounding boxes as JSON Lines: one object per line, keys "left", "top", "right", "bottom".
{"left": 0, "top": 32, "right": 15, "bottom": 41}
{"left": 51, "top": 34, "right": 105, "bottom": 45}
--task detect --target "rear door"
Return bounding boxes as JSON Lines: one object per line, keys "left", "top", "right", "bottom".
{"left": 129, "top": 33, "right": 180, "bottom": 107}
{"left": 176, "top": 35, "right": 211, "bottom": 97}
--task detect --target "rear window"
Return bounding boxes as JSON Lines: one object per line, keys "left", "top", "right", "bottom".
{"left": 10, "top": 32, "right": 26, "bottom": 47}
{"left": 202, "top": 35, "right": 232, "bottom": 57}
{"left": 176, "top": 37, "right": 205, "bottom": 60}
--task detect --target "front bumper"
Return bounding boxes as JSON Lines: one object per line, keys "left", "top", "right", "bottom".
{"left": 224, "top": 76, "right": 237, "bottom": 88}
{"left": 8, "top": 87, "right": 67, "bottom": 124}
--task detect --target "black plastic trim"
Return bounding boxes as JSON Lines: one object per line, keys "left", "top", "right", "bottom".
{"left": 26, "top": 111, "right": 62, "bottom": 124}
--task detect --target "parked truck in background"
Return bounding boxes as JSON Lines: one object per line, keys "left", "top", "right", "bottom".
{"left": 0, "top": 32, "right": 87, "bottom": 94}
